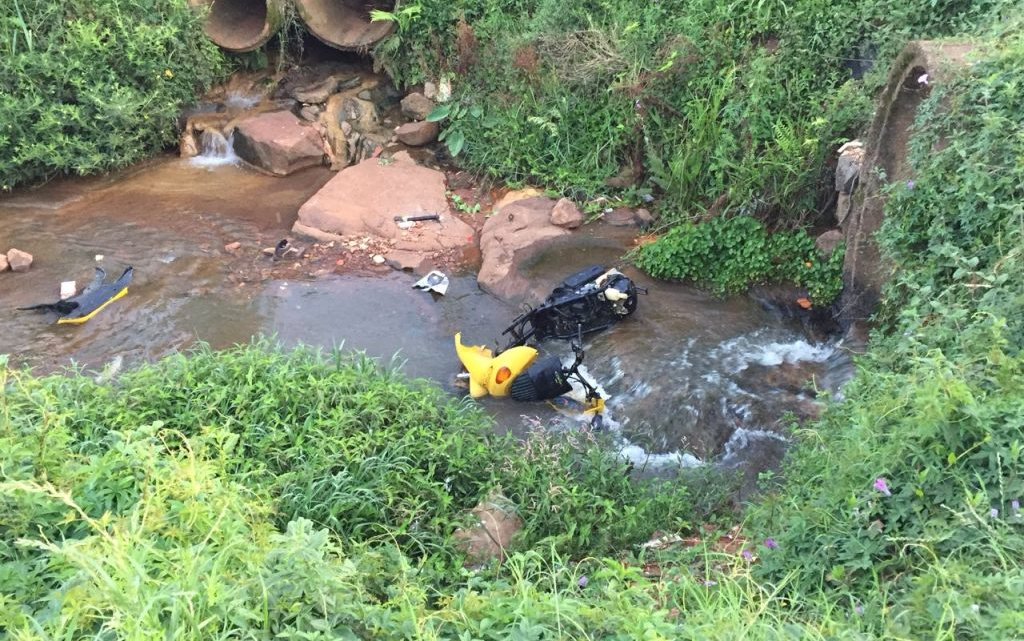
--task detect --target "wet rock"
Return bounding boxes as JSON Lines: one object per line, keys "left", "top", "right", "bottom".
{"left": 815, "top": 229, "right": 844, "bottom": 257}
{"left": 550, "top": 197, "right": 584, "bottom": 229}
{"left": 385, "top": 249, "right": 430, "bottom": 272}
{"left": 358, "top": 90, "right": 372, "bottom": 100}
{"left": 395, "top": 121, "right": 439, "bottom": 146}
{"left": 6, "top": 248, "right": 32, "bottom": 272}
{"left": 294, "top": 156, "right": 473, "bottom": 254}
{"left": 835, "top": 192, "right": 853, "bottom": 225}
{"left": 291, "top": 76, "right": 340, "bottom": 104}
{"left": 453, "top": 491, "right": 522, "bottom": 566}
{"left": 835, "top": 140, "right": 864, "bottom": 194}
{"left": 635, "top": 207, "right": 655, "bottom": 226}
{"left": 0, "top": 254, "right": 8, "bottom": 272}
{"left": 232, "top": 111, "right": 325, "bottom": 176}
{"left": 603, "top": 207, "right": 649, "bottom": 227}
{"left": 401, "top": 92, "right": 435, "bottom": 120}
{"left": 299, "top": 105, "right": 321, "bottom": 122}
{"left": 224, "top": 241, "right": 242, "bottom": 254}
{"left": 337, "top": 96, "right": 380, "bottom": 131}
{"left": 478, "top": 197, "right": 571, "bottom": 301}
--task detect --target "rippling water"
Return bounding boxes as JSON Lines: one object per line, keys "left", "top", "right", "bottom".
{"left": 0, "top": 157, "right": 856, "bottom": 485}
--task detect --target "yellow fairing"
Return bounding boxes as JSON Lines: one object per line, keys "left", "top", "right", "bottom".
{"left": 454, "top": 333, "right": 538, "bottom": 398}
{"left": 57, "top": 288, "right": 129, "bottom": 325}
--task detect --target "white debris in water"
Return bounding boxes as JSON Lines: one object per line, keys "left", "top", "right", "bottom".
{"left": 60, "top": 281, "right": 76, "bottom": 300}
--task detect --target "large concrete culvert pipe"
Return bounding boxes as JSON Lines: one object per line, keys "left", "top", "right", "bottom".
{"left": 189, "top": 0, "right": 284, "bottom": 53}
{"left": 294, "top": 0, "right": 398, "bottom": 51}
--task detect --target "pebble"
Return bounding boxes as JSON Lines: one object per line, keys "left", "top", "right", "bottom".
{"left": 372, "top": 254, "right": 386, "bottom": 265}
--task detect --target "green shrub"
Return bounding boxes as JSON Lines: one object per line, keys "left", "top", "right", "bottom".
{"left": 632, "top": 215, "right": 845, "bottom": 304}
{"left": 373, "top": 0, "right": 1014, "bottom": 222}
{"left": 0, "top": 0, "right": 228, "bottom": 190}
{"left": 749, "top": 27, "right": 1024, "bottom": 640}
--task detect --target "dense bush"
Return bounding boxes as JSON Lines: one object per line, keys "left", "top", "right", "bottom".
{"left": 0, "top": 340, "right": 708, "bottom": 635}
{"left": 0, "top": 0, "right": 228, "bottom": 190}
{"left": 749, "top": 26, "right": 1024, "bottom": 639}
{"left": 374, "top": 0, "right": 1013, "bottom": 223}
{"left": 632, "top": 215, "right": 845, "bottom": 303}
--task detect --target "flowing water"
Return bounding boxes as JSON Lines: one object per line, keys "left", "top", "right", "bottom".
{"left": 0, "top": 157, "right": 856, "bottom": 485}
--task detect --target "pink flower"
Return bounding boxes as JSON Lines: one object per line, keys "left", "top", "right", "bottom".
{"left": 764, "top": 538, "right": 779, "bottom": 550}
{"left": 874, "top": 477, "right": 892, "bottom": 497}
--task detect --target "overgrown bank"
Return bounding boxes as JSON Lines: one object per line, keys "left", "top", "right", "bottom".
{"left": 374, "top": 0, "right": 1014, "bottom": 225}
{"left": 0, "top": 0, "right": 228, "bottom": 191}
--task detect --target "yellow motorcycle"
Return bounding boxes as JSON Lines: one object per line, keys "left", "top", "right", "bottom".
{"left": 454, "top": 328, "right": 606, "bottom": 426}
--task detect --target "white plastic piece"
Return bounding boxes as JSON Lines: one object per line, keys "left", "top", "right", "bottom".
{"left": 60, "top": 281, "right": 77, "bottom": 300}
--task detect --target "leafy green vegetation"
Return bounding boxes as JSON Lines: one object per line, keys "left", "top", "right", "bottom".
{"left": 632, "top": 215, "right": 845, "bottom": 304}
{"left": 373, "top": 0, "right": 1014, "bottom": 224}
{"left": 2, "top": 1, "right": 1023, "bottom": 639}
{"left": 0, "top": 0, "right": 228, "bottom": 191}
{"left": 1, "top": 341, "right": 715, "bottom": 637}
{"left": 747, "top": 24, "right": 1024, "bottom": 639}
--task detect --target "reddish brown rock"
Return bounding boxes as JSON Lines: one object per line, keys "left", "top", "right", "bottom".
{"left": 294, "top": 156, "right": 473, "bottom": 254}
{"left": 6, "top": 248, "right": 33, "bottom": 272}
{"left": 453, "top": 491, "right": 522, "bottom": 566}
{"left": 550, "top": 197, "right": 584, "bottom": 229}
{"left": 395, "top": 121, "right": 439, "bottom": 146}
{"left": 232, "top": 110, "right": 325, "bottom": 176}
{"left": 478, "top": 197, "right": 570, "bottom": 301}
{"left": 0, "top": 254, "right": 8, "bottom": 272}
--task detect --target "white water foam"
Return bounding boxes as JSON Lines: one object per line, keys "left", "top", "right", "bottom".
{"left": 189, "top": 131, "right": 238, "bottom": 168}
{"left": 554, "top": 362, "right": 704, "bottom": 470}
{"left": 719, "top": 427, "right": 790, "bottom": 466}
{"left": 708, "top": 329, "right": 838, "bottom": 374}
{"left": 224, "top": 91, "right": 262, "bottom": 110}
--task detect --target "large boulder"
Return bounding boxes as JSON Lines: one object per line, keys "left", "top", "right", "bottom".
{"left": 293, "top": 157, "right": 473, "bottom": 253}
{"left": 478, "top": 197, "right": 571, "bottom": 301}
{"left": 232, "top": 110, "right": 325, "bottom": 176}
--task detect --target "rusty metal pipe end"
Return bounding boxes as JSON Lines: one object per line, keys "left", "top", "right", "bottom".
{"left": 293, "top": 0, "right": 397, "bottom": 52}
{"left": 189, "top": 0, "right": 284, "bottom": 53}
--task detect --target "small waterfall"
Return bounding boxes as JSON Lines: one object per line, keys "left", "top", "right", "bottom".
{"left": 190, "top": 130, "right": 237, "bottom": 168}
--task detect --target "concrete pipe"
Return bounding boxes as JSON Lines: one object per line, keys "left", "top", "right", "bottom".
{"left": 189, "top": 0, "right": 284, "bottom": 53}
{"left": 294, "top": 0, "right": 397, "bottom": 51}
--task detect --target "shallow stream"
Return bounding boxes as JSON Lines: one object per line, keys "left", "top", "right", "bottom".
{"left": 0, "top": 154, "right": 855, "bottom": 485}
